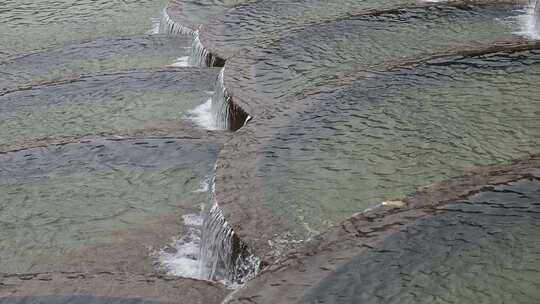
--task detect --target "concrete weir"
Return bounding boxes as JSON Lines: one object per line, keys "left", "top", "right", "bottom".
{"left": 225, "top": 154, "right": 540, "bottom": 303}
{"left": 159, "top": 7, "right": 195, "bottom": 36}
{"left": 210, "top": 68, "right": 251, "bottom": 131}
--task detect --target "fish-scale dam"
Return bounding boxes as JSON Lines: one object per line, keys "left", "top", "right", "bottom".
{"left": 1, "top": 0, "right": 540, "bottom": 303}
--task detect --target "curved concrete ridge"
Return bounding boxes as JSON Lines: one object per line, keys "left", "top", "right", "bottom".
{"left": 224, "top": 153, "right": 540, "bottom": 303}
{"left": 214, "top": 41, "right": 540, "bottom": 263}
{"left": 0, "top": 272, "right": 228, "bottom": 304}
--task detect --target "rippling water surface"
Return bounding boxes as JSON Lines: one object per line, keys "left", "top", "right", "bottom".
{"left": 0, "top": 0, "right": 224, "bottom": 278}
{"left": 0, "top": 69, "right": 216, "bottom": 147}
{"left": 227, "top": 4, "right": 522, "bottom": 109}
{"left": 1, "top": 0, "right": 540, "bottom": 300}
{"left": 258, "top": 49, "right": 540, "bottom": 235}
{"left": 0, "top": 0, "right": 169, "bottom": 58}
{"left": 305, "top": 178, "right": 540, "bottom": 303}
{"left": 0, "top": 139, "right": 219, "bottom": 273}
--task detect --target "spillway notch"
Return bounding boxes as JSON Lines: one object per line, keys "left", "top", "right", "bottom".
{"left": 189, "top": 32, "right": 226, "bottom": 67}
{"left": 210, "top": 68, "right": 250, "bottom": 131}
{"left": 159, "top": 7, "right": 196, "bottom": 36}
{"left": 199, "top": 181, "right": 262, "bottom": 285}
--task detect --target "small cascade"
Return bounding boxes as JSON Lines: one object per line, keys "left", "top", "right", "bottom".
{"left": 188, "top": 32, "right": 226, "bottom": 67}
{"left": 158, "top": 8, "right": 195, "bottom": 36}
{"left": 157, "top": 175, "right": 260, "bottom": 286}
{"left": 199, "top": 176, "right": 261, "bottom": 285}
{"left": 210, "top": 68, "right": 251, "bottom": 131}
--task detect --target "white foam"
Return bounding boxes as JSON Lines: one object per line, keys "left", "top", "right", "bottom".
{"left": 188, "top": 98, "right": 219, "bottom": 130}
{"left": 510, "top": 4, "right": 540, "bottom": 40}
{"left": 147, "top": 16, "right": 161, "bottom": 35}
{"left": 194, "top": 177, "right": 211, "bottom": 193}
{"left": 156, "top": 212, "right": 205, "bottom": 279}
{"left": 170, "top": 56, "right": 190, "bottom": 67}
{"left": 183, "top": 214, "right": 204, "bottom": 227}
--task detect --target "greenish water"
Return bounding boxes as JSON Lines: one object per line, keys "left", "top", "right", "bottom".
{"left": 305, "top": 178, "right": 540, "bottom": 303}
{"left": 260, "top": 50, "right": 540, "bottom": 235}
{"left": 0, "top": 0, "right": 168, "bottom": 59}
{"left": 0, "top": 70, "right": 217, "bottom": 147}
{"left": 0, "top": 139, "right": 219, "bottom": 273}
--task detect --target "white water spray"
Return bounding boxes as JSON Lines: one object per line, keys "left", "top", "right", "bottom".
{"left": 514, "top": 0, "right": 540, "bottom": 39}
{"left": 157, "top": 175, "right": 260, "bottom": 286}
{"left": 198, "top": 176, "right": 261, "bottom": 285}
{"left": 188, "top": 31, "right": 217, "bottom": 67}
{"left": 157, "top": 8, "right": 196, "bottom": 36}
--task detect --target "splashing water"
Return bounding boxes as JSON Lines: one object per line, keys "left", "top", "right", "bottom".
{"left": 189, "top": 98, "right": 220, "bottom": 130}
{"left": 514, "top": 0, "right": 540, "bottom": 39}
{"left": 189, "top": 31, "right": 213, "bottom": 66}
{"left": 198, "top": 176, "right": 261, "bottom": 285}
{"left": 208, "top": 68, "right": 251, "bottom": 131}
{"left": 157, "top": 176, "right": 260, "bottom": 286}
{"left": 158, "top": 8, "right": 195, "bottom": 36}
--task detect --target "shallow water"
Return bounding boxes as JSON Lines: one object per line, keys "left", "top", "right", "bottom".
{"left": 0, "top": 35, "right": 193, "bottom": 89}
{"left": 304, "top": 178, "right": 540, "bottom": 303}
{"left": 1, "top": 0, "right": 540, "bottom": 298}
{"left": 201, "top": 0, "right": 419, "bottom": 59}
{"left": 225, "top": 4, "right": 522, "bottom": 112}
{"left": 0, "top": 0, "right": 228, "bottom": 279}
{"left": 0, "top": 69, "right": 217, "bottom": 147}
{"left": 0, "top": 139, "right": 219, "bottom": 273}
{"left": 258, "top": 49, "right": 540, "bottom": 236}
{"left": 0, "top": 0, "right": 169, "bottom": 59}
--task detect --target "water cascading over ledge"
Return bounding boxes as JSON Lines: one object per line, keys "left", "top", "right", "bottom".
{"left": 199, "top": 177, "right": 261, "bottom": 285}
{"left": 210, "top": 68, "right": 251, "bottom": 131}
{"left": 189, "top": 31, "right": 226, "bottom": 67}
{"left": 159, "top": 8, "right": 196, "bottom": 36}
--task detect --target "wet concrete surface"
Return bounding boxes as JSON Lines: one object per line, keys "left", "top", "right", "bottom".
{"left": 225, "top": 154, "right": 540, "bottom": 303}
{"left": 214, "top": 43, "right": 540, "bottom": 262}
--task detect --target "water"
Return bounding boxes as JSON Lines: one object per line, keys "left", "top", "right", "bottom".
{"left": 0, "top": 0, "right": 170, "bottom": 59}
{"left": 158, "top": 175, "right": 260, "bottom": 285}
{"left": 2, "top": 0, "right": 540, "bottom": 300}
{"left": 0, "top": 0, "right": 242, "bottom": 285}
{"left": 0, "top": 69, "right": 218, "bottom": 148}
{"left": 536, "top": 0, "right": 540, "bottom": 31}
{"left": 0, "top": 35, "right": 193, "bottom": 89}
{"left": 0, "top": 139, "right": 220, "bottom": 273}
{"left": 224, "top": 3, "right": 522, "bottom": 116}
{"left": 257, "top": 48, "right": 540, "bottom": 238}
{"left": 304, "top": 178, "right": 540, "bottom": 303}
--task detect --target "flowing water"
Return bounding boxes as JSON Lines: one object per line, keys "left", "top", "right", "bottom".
{"left": 304, "top": 178, "right": 540, "bottom": 303}
{"left": 1, "top": 0, "right": 540, "bottom": 301}
{"left": 257, "top": 49, "right": 540, "bottom": 236}
{"left": 0, "top": 0, "right": 231, "bottom": 283}
{"left": 0, "top": 138, "right": 219, "bottom": 273}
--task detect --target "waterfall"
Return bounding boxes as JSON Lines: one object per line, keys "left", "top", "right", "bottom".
{"left": 188, "top": 31, "right": 226, "bottom": 67}
{"left": 210, "top": 68, "right": 251, "bottom": 131}
{"left": 199, "top": 176, "right": 261, "bottom": 285}
{"left": 158, "top": 8, "right": 195, "bottom": 36}
{"left": 157, "top": 174, "right": 260, "bottom": 286}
